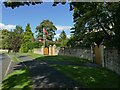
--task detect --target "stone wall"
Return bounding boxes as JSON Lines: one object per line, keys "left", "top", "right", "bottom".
{"left": 105, "top": 48, "right": 120, "bottom": 75}
{"left": 33, "top": 45, "right": 60, "bottom": 55}
{"left": 58, "top": 48, "right": 93, "bottom": 61}
{"left": 33, "top": 46, "right": 120, "bottom": 75}
{"left": 53, "top": 45, "right": 60, "bottom": 55}
{"left": 33, "top": 47, "right": 44, "bottom": 55}
{"left": 0, "top": 49, "right": 8, "bottom": 53}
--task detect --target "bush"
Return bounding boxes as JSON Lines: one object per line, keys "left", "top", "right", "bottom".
{"left": 19, "top": 44, "right": 29, "bottom": 53}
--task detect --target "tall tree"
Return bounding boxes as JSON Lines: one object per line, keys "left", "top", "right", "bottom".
{"left": 70, "top": 2, "right": 120, "bottom": 48}
{"left": 4, "top": 1, "right": 120, "bottom": 50}
{"left": 58, "top": 30, "right": 68, "bottom": 47}
{"left": 0, "top": 29, "right": 9, "bottom": 49}
{"left": 58, "top": 30, "right": 67, "bottom": 41}
{"left": 20, "top": 24, "right": 34, "bottom": 52}
{"left": 0, "top": 26, "right": 24, "bottom": 52}
{"left": 36, "top": 20, "right": 57, "bottom": 41}
{"left": 8, "top": 25, "right": 24, "bottom": 52}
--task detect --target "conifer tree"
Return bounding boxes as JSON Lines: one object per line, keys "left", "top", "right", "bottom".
{"left": 20, "top": 23, "right": 34, "bottom": 52}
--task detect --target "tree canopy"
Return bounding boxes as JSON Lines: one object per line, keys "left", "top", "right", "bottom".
{"left": 3, "top": 1, "right": 66, "bottom": 9}
{"left": 36, "top": 20, "right": 57, "bottom": 41}
{"left": 0, "top": 29, "right": 9, "bottom": 49}
{"left": 20, "top": 23, "right": 34, "bottom": 52}
{"left": 3, "top": 1, "right": 120, "bottom": 50}
{"left": 0, "top": 26, "right": 24, "bottom": 52}
{"left": 70, "top": 2, "right": 120, "bottom": 49}
{"left": 58, "top": 30, "right": 68, "bottom": 47}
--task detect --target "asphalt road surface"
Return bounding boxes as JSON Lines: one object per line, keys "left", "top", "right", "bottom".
{"left": 0, "top": 53, "right": 17, "bottom": 83}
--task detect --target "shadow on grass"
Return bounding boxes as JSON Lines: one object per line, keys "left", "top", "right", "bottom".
{"left": 17, "top": 56, "right": 28, "bottom": 58}
{"left": 2, "top": 69, "right": 32, "bottom": 90}
{"left": 53, "top": 65, "right": 120, "bottom": 88}
{"left": 12, "top": 55, "right": 85, "bottom": 89}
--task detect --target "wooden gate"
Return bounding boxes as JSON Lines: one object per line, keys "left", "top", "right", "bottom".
{"left": 93, "top": 45, "right": 102, "bottom": 65}
{"left": 44, "top": 47, "right": 49, "bottom": 55}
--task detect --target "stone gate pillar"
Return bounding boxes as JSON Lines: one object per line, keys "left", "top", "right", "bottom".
{"left": 49, "top": 45, "right": 52, "bottom": 56}
{"left": 53, "top": 44, "right": 56, "bottom": 55}
{"left": 41, "top": 46, "right": 44, "bottom": 55}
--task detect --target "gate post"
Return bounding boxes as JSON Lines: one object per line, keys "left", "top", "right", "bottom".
{"left": 41, "top": 46, "right": 44, "bottom": 55}
{"left": 53, "top": 44, "right": 56, "bottom": 55}
{"left": 101, "top": 45, "right": 105, "bottom": 67}
{"left": 49, "top": 45, "right": 52, "bottom": 56}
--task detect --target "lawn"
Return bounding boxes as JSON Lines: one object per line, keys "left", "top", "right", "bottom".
{"left": 52, "top": 65, "right": 120, "bottom": 88}
{"left": 17, "top": 52, "right": 43, "bottom": 59}
{"left": 3, "top": 53, "right": 120, "bottom": 88}
{"left": 30, "top": 54, "right": 120, "bottom": 88}
{"left": 1, "top": 53, "right": 32, "bottom": 90}
{"left": 1, "top": 69, "right": 32, "bottom": 90}
{"left": 34, "top": 55, "right": 89, "bottom": 64}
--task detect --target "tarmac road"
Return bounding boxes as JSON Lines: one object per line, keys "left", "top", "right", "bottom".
{"left": 0, "top": 53, "right": 17, "bottom": 83}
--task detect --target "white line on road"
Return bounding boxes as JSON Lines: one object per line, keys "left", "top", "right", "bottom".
{"left": 4, "top": 54, "right": 12, "bottom": 77}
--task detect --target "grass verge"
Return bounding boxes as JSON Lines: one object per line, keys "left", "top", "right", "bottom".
{"left": 2, "top": 53, "right": 32, "bottom": 90}
{"left": 18, "top": 52, "right": 42, "bottom": 59}
{"left": 52, "top": 65, "right": 120, "bottom": 88}
{"left": 5, "top": 53, "right": 21, "bottom": 62}
{"left": 1, "top": 69, "right": 32, "bottom": 90}
{"left": 35, "top": 55, "right": 89, "bottom": 64}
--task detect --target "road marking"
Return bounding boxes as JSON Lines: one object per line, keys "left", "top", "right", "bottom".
{"left": 4, "top": 54, "right": 12, "bottom": 77}
{"left": 4, "top": 53, "right": 29, "bottom": 77}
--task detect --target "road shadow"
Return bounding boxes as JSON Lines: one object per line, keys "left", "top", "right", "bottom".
{"left": 17, "top": 55, "right": 28, "bottom": 58}
{"left": 13, "top": 56, "right": 85, "bottom": 89}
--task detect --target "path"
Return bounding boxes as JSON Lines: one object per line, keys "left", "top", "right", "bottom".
{"left": 13, "top": 54, "right": 83, "bottom": 89}
{"left": 1, "top": 53, "right": 99, "bottom": 89}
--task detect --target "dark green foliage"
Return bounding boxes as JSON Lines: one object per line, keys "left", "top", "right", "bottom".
{"left": 36, "top": 20, "right": 57, "bottom": 41}
{"left": 4, "top": 1, "right": 66, "bottom": 9}
{"left": 58, "top": 30, "right": 68, "bottom": 47}
{"left": 59, "top": 30, "right": 67, "bottom": 41}
{"left": 3, "top": 2, "right": 120, "bottom": 49}
{"left": 0, "top": 29, "right": 9, "bottom": 49}
{"left": 11, "top": 25, "right": 24, "bottom": 52}
{"left": 70, "top": 2, "right": 120, "bottom": 48}
{"left": 20, "top": 24, "right": 34, "bottom": 53}
{"left": 1, "top": 26, "right": 24, "bottom": 52}
{"left": 4, "top": 1, "right": 42, "bottom": 9}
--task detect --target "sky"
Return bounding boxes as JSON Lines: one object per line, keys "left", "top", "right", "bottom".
{"left": 0, "top": 2, "right": 74, "bottom": 40}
